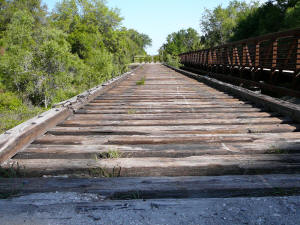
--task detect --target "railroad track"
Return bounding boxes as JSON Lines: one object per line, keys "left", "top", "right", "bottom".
{"left": 1, "top": 64, "right": 300, "bottom": 203}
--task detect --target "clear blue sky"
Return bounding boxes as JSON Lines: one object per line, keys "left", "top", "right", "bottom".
{"left": 43, "top": 0, "right": 264, "bottom": 55}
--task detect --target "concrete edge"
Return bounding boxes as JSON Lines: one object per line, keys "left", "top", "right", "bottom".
{"left": 0, "top": 65, "right": 143, "bottom": 164}
{"left": 164, "top": 64, "right": 300, "bottom": 123}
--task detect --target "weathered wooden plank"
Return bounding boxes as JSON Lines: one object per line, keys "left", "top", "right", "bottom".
{"left": 30, "top": 132, "right": 300, "bottom": 146}
{"left": 86, "top": 103, "right": 252, "bottom": 108}
{"left": 15, "top": 140, "right": 300, "bottom": 159}
{"left": 6, "top": 154, "right": 300, "bottom": 177}
{"left": 71, "top": 112, "right": 278, "bottom": 121}
{"left": 48, "top": 123, "right": 299, "bottom": 135}
{"left": 0, "top": 108, "right": 72, "bottom": 164}
{"left": 1, "top": 174, "right": 300, "bottom": 198}
{"left": 87, "top": 100, "right": 251, "bottom": 105}
{"left": 60, "top": 117, "right": 291, "bottom": 127}
{"left": 89, "top": 99, "right": 241, "bottom": 103}
{"left": 105, "top": 133, "right": 300, "bottom": 145}
{"left": 32, "top": 135, "right": 254, "bottom": 145}
{"left": 93, "top": 96, "right": 236, "bottom": 101}
{"left": 83, "top": 105, "right": 254, "bottom": 110}
{"left": 75, "top": 108, "right": 263, "bottom": 114}
{"left": 17, "top": 139, "right": 300, "bottom": 159}
{"left": 24, "top": 140, "right": 300, "bottom": 153}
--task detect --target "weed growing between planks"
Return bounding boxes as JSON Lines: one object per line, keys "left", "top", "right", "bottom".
{"left": 97, "top": 150, "right": 122, "bottom": 159}
{"left": 265, "top": 147, "right": 288, "bottom": 154}
{"left": 0, "top": 163, "right": 24, "bottom": 178}
{"left": 127, "top": 109, "right": 137, "bottom": 114}
{"left": 136, "top": 77, "right": 145, "bottom": 85}
{"left": 88, "top": 166, "right": 122, "bottom": 178}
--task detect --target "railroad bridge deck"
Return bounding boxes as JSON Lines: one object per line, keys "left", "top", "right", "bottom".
{"left": 1, "top": 64, "right": 300, "bottom": 199}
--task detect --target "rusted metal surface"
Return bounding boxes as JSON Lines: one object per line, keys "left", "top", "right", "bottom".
{"left": 179, "top": 28, "right": 300, "bottom": 92}
{"left": 1, "top": 64, "right": 300, "bottom": 180}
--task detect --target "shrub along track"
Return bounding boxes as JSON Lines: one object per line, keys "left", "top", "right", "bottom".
{"left": 1, "top": 64, "right": 300, "bottom": 200}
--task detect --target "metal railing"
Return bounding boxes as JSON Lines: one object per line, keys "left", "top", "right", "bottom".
{"left": 179, "top": 28, "right": 300, "bottom": 88}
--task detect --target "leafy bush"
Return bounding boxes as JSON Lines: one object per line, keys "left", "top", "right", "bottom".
{"left": 0, "top": 107, "right": 44, "bottom": 133}
{"left": 165, "top": 54, "right": 181, "bottom": 68}
{"left": 153, "top": 55, "right": 159, "bottom": 63}
{"left": 0, "top": 92, "right": 23, "bottom": 111}
{"left": 0, "top": 91, "right": 44, "bottom": 133}
{"left": 284, "top": 1, "right": 300, "bottom": 28}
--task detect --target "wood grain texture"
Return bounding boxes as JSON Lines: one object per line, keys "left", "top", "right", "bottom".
{"left": 1, "top": 174, "right": 300, "bottom": 198}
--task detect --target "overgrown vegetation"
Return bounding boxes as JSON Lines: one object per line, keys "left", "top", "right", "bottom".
{"left": 0, "top": 163, "right": 24, "bottom": 178}
{"left": 153, "top": 55, "right": 159, "bottom": 63}
{"left": 200, "top": 0, "right": 300, "bottom": 46}
{"left": 134, "top": 55, "right": 157, "bottom": 63}
{"left": 97, "top": 150, "right": 122, "bottom": 159}
{"left": 159, "top": 0, "right": 300, "bottom": 65}
{"left": 231, "top": 0, "right": 300, "bottom": 41}
{"left": 265, "top": 148, "right": 287, "bottom": 154}
{"left": 0, "top": 0, "right": 151, "bottom": 133}
{"left": 127, "top": 109, "right": 137, "bottom": 114}
{"left": 88, "top": 166, "right": 121, "bottom": 177}
{"left": 136, "top": 77, "right": 145, "bottom": 85}
{"left": 0, "top": 91, "right": 44, "bottom": 133}
{"left": 159, "top": 28, "right": 202, "bottom": 67}
{"left": 200, "top": 0, "right": 257, "bottom": 47}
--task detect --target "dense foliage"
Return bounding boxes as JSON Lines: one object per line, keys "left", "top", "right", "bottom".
{"left": 159, "top": 28, "right": 202, "bottom": 67}
{"left": 159, "top": 0, "right": 300, "bottom": 67}
{"left": 201, "top": 0, "right": 300, "bottom": 46}
{"left": 134, "top": 55, "right": 154, "bottom": 63}
{"left": 231, "top": 0, "right": 300, "bottom": 41}
{"left": 0, "top": 0, "right": 151, "bottom": 132}
{"left": 200, "top": 0, "right": 258, "bottom": 47}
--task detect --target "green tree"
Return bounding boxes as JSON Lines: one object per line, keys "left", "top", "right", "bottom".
{"left": 0, "top": 0, "right": 152, "bottom": 133}
{"left": 159, "top": 28, "right": 201, "bottom": 67}
{"left": 138, "top": 57, "right": 144, "bottom": 63}
{"left": 127, "top": 29, "right": 152, "bottom": 52}
{"left": 284, "top": 1, "right": 300, "bottom": 28}
{"left": 52, "top": 0, "right": 151, "bottom": 74}
{"left": 0, "top": 10, "right": 35, "bottom": 92}
{"left": 153, "top": 55, "right": 159, "bottom": 63}
{"left": 0, "top": 0, "right": 46, "bottom": 36}
{"left": 231, "top": 0, "right": 300, "bottom": 41}
{"left": 161, "top": 28, "right": 202, "bottom": 56}
{"left": 0, "top": 9, "right": 83, "bottom": 107}
{"left": 200, "top": 0, "right": 258, "bottom": 47}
